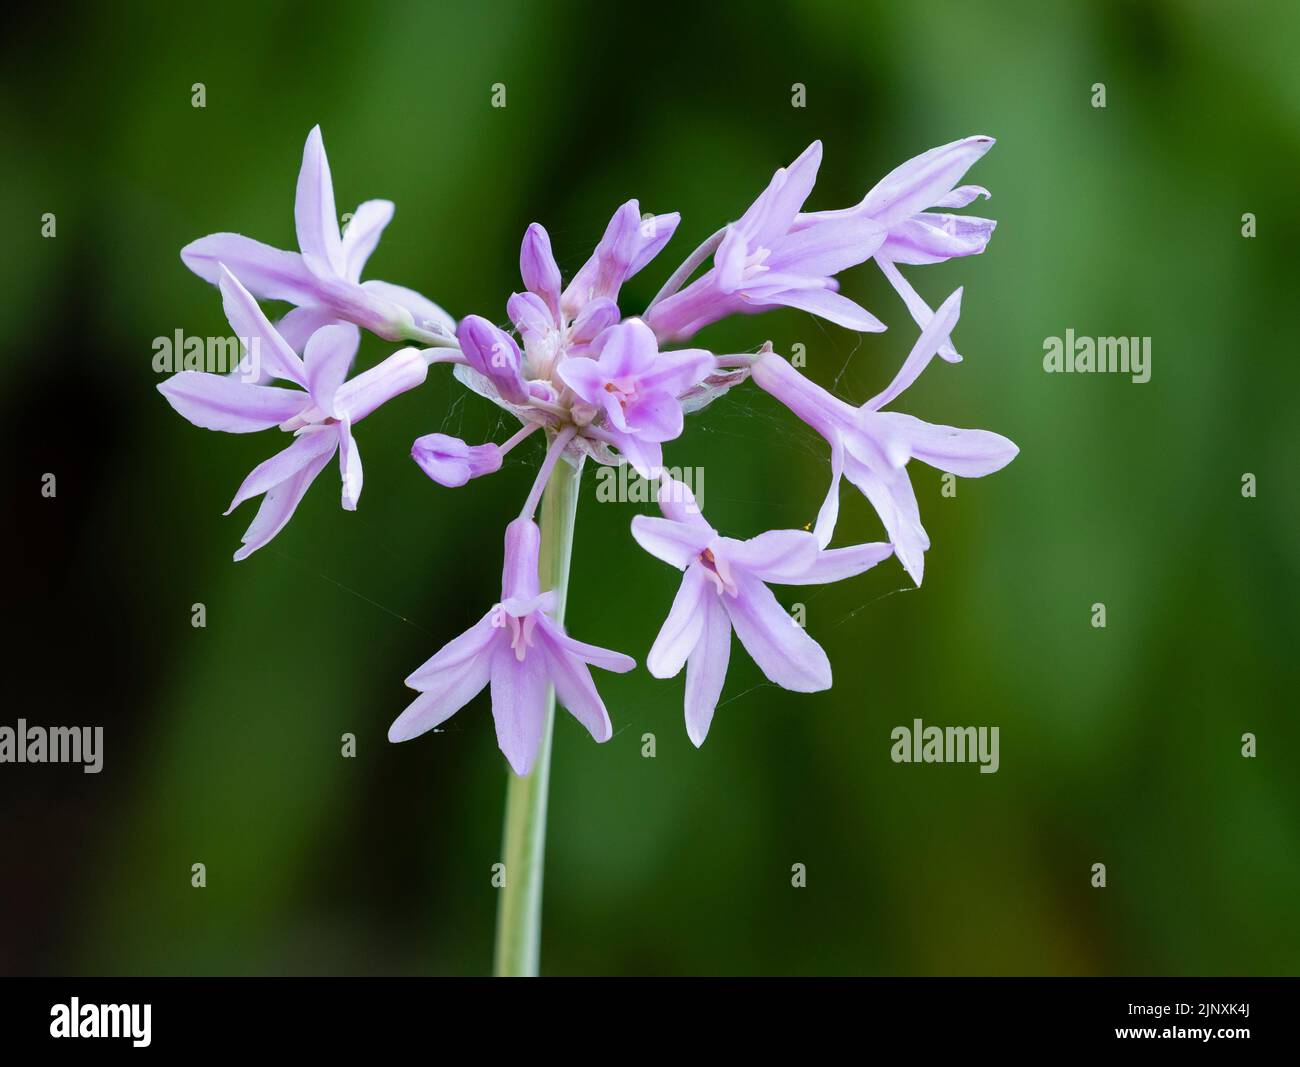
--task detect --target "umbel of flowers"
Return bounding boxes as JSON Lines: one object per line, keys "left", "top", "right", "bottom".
{"left": 161, "top": 125, "right": 1017, "bottom": 974}
{"left": 161, "top": 126, "right": 1016, "bottom": 769}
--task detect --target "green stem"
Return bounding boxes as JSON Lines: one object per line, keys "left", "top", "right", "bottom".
{"left": 492, "top": 452, "right": 584, "bottom": 977}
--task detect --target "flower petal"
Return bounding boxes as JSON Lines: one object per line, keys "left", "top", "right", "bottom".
{"left": 724, "top": 572, "right": 831, "bottom": 692}
{"left": 715, "top": 225, "right": 748, "bottom": 294}
{"left": 275, "top": 305, "right": 340, "bottom": 354}
{"left": 844, "top": 454, "right": 928, "bottom": 585}
{"left": 877, "top": 412, "right": 1019, "bottom": 477}
{"left": 158, "top": 372, "right": 310, "bottom": 433}
{"left": 507, "top": 291, "right": 553, "bottom": 345}
{"left": 341, "top": 199, "right": 394, "bottom": 283}
{"left": 684, "top": 590, "right": 732, "bottom": 747}
{"left": 781, "top": 541, "right": 894, "bottom": 584}
{"left": 225, "top": 426, "right": 338, "bottom": 514}
{"left": 337, "top": 418, "right": 363, "bottom": 510}
{"left": 627, "top": 211, "right": 681, "bottom": 277}
{"left": 568, "top": 297, "right": 620, "bottom": 347}
{"left": 878, "top": 212, "right": 996, "bottom": 265}
{"left": 866, "top": 286, "right": 963, "bottom": 411}
{"left": 303, "top": 323, "right": 359, "bottom": 415}
{"left": 657, "top": 474, "right": 712, "bottom": 529}
{"left": 737, "top": 141, "right": 822, "bottom": 248}
{"left": 722, "top": 529, "right": 820, "bottom": 584}
{"left": 489, "top": 643, "right": 551, "bottom": 775}
{"left": 333, "top": 347, "right": 428, "bottom": 423}
{"left": 601, "top": 317, "right": 660, "bottom": 378}
{"left": 813, "top": 438, "right": 845, "bottom": 549}
{"left": 767, "top": 215, "right": 887, "bottom": 278}
{"left": 295, "top": 125, "right": 346, "bottom": 277}
{"left": 180, "top": 233, "right": 323, "bottom": 306}
{"left": 637, "top": 347, "right": 714, "bottom": 397}
{"left": 406, "top": 610, "right": 500, "bottom": 687}
{"left": 622, "top": 391, "right": 683, "bottom": 443}
{"left": 217, "top": 265, "right": 307, "bottom": 386}
{"left": 872, "top": 257, "right": 960, "bottom": 364}
{"left": 610, "top": 431, "right": 661, "bottom": 480}
{"left": 758, "top": 285, "right": 886, "bottom": 333}
{"left": 647, "top": 563, "right": 710, "bottom": 678}
{"left": 232, "top": 441, "right": 337, "bottom": 561}
{"left": 934, "top": 184, "right": 990, "bottom": 209}
{"left": 631, "top": 515, "right": 711, "bottom": 570}
{"left": 390, "top": 626, "right": 496, "bottom": 741}
{"left": 535, "top": 619, "right": 617, "bottom": 743}
{"left": 860, "top": 135, "right": 994, "bottom": 229}
{"left": 554, "top": 355, "right": 605, "bottom": 406}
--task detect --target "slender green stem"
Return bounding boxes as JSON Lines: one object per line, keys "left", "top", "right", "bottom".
{"left": 492, "top": 451, "right": 584, "bottom": 977}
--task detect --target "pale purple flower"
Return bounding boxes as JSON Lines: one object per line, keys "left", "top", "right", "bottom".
{"left": 646, "top": 141, "right": 888, "bottom": 342}
{"left": 180, "top": 126, "right": 454, "bottom": 347}
{"left": 633, "top": 478, "right": 891, "bottom": 745}
{"left": 796, "top": 135, "right": 996, "bottom": 361}
{"left": 556, "top": 318, "right": 712, "bottom": 477}
{"left": 750, "top": 287, "right": 1018, "bottom": 585}
{"left": 158, "top": 266, "right": 428, "bottom": 559}
{"left": 389, "top": 518, "right": 635, "bottom": 774}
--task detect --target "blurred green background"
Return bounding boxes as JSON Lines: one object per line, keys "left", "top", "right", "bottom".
{"left": 3, "top": 0, "right": 1297, "bottom": 976}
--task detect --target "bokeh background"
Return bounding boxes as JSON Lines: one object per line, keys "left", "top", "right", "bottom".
{"left": 3, "top": 0, "right": 1297, "bottom": 976}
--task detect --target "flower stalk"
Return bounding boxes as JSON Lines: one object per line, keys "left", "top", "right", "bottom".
{"left": 492, "top": 451, "right": 584, "bottom": 977}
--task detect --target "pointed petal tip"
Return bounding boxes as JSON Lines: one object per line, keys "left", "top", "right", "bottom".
{"left": 903, "top": 558, "right": 924, "bottom": 587}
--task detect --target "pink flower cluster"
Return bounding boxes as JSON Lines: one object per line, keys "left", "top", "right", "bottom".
{"left": 161, "top": 127, "right": 1017, "bottom": 772}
